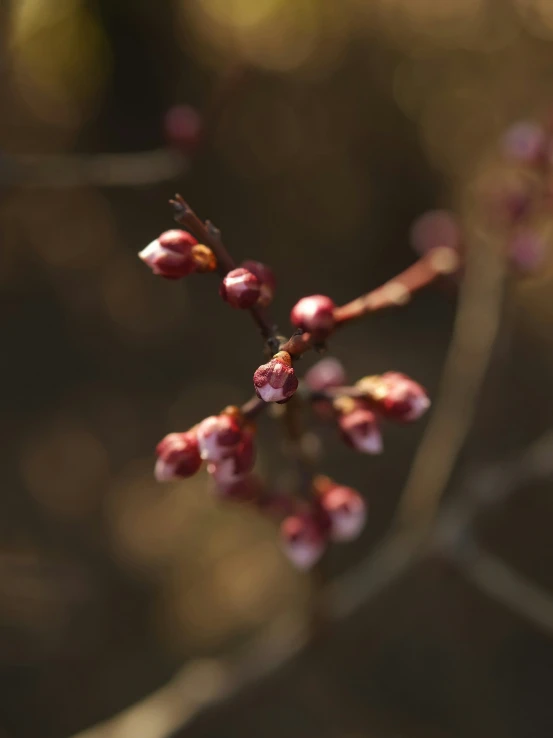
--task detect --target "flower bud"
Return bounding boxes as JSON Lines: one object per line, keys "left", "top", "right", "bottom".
{"left": 241, "top": 260, "right": 276, "bottom": 306}
{"left": 337, "top": 400, "right": 382, "bottom": 454}
{"left": 220, "top": 267, "right": 261, "bottom": 309}
{"left": 253, "top": 351, "right": 298, "bottom": 403}
{"left": 319, "top": 484, "right": 367, "bottom": 542}
{"left": 304, "top": 357, "right": 346, "bottom": 391}
{"left": 139, "top": 229, "right": 199, "bottom": 279}
{"left": 207, "top": 430, "right": 255, "bottom": 487}
{"left": 358, "top": 372, "right": 430, "bottom": 422}
{"left": 410, "top": 210, "right": 461, "bottom": 256}
{"left": 164, "top": 104, "right": 203, "bottom": 153}
{"left": 154, "top": 432, "right": 202, "bottom": 481}
{"left": 290, "top": 295, "right": 336, "bottom": 341}
{"left": 196, "top": 412, "right": 244, "bottom": 462}
{"left": 502, "top": 121, "right": 547, "bottom": 165}
{"left": 280, "top": 511, "right": 329, "bottom": 570}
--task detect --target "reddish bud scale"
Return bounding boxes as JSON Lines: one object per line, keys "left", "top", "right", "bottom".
{"left": 220, "top": 267, "right": 261, "bottom": 309}
{"left": 253, "top": 351, "right": 298, "bottom": 403}
{"left": 290, "top": 294, "right": 336, "bottom": 341}
{"left": 155, "top": 432, "right": 202, "bottom": 481}
{"left": 241, "top": 260, "right": 276, "bottom": 307}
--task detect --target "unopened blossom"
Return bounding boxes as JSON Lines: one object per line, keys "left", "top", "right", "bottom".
{"left": 220, "top": 267, "right": 261, "bottom": 308}
{"left": 253, "top": 351, "right": 298, "bottom": 403}
{"left": 241, "top": 260, "right": 276, "bottom": 307}
{"left": 319, "top": 484, "right": 367, "bottom": 542}
{"left": 280, "top": 511, "right": 329, "bottom": 570}
{"left": 154, "top": 432, "right": 202, "bottom": 481}
{"left": 196, "top": 411, "right": 244, "bottom": 462}
{"left": 290, "top": 294, "right": 336, "bottom": 341}
{"left": 337, "top": 400, "right": 383, "bottom": 454}
{"left": 410, "top": 210, "right": 461, "bottom": 256}
{"left": 358, "top": 372, "right": 430, "bottom": 422}
{"left": 304, "top": 357, "right": 346, "bottom": 392}
{"left": 207, "top": 430, "right": 256, "bottom": 487}
{"left": 139, "top": 229, "right": 198, "bottom": 279}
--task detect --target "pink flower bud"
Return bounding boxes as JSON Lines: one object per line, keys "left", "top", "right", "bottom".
{"left": 508, "top": 228, "right": 546, "bottom": 273}
{"left": 164, "top": 104, "right": 203, "bottom": 153}
{"left": 253, "top": 351, "right": 298, "bottom": 403}
{"left": 241, "top": 260, "right": 276, "bottom": 307}
{"left": 338, "top": 402, "right": 382, "bottom": 454}
{"left": 207, "top": 430, "right": 256, "bottom": 487}
{"left": 319, "top": 485, "right": 367, "bottom": 542}
{"left": 220, "top": 267, "right": 261, "bottom": 309}
{"left": 280, "top": 511, "right": 329, "bottom": 570}
{"left": 196, "top": 412, "right": 244, "bottom": 462}
{"left": 304, "top": 357, "right": 346, "bottom": 391}
{"left": 359, "top": 372, "right": 430, "bottom": 422}
{"left": 290, "top": 295, "right": 336, "bottom": 341}
{"left": 502, "top": 122, "right": 547, "bottom": 164}
{"left": 410, "top": 210, "right": 461, "bottom": 256}
{"left": 139, "top": 229, "right": 198, "bottom": 279}
{"left": 154, "top": 432, "right": 202, "bottom": 481}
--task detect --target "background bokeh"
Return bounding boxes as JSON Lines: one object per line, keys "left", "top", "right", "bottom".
{"left": 1, "top": 1, "right": 553, "bottom": 737}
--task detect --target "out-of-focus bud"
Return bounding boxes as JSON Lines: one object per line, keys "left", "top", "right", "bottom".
{"left": 196, "top": 410, "right": 244, "bottom": 462}
{"left": 410, "top": 210, "right": 461, "bottom": 256}
{"left": 139, "top": 229, "right": 216, "bottom": 279}
{"left": 164, "top": 104, "right": 203, "bottom": 153}
{"left": 318, "top": 482, "right": 367, "bottom": 542}
{"left": 207, "top": 430, "right": 256, "bottom": 486}
{"left": 280, "top": 511, "right": 329, "bottom": 570}
{"left": 241, "top": 260, "right": 276, "bottom": 307}
{"left": 336, "top": 398, "right": 383, "bottom": 454}
{"left": 154, "top": 432, "right": 202, "bottom": 481}
{"left": 304, "top": 357, "right": 346, "bottom": 391}
{"left": 253, "top": 351, "right": 298, "bottom": 403}
{"left": 502, "top": 121, "right": 547, "bottom": 165}
{"left": 290, "top": 295, "right": 336, "bottom": 341}
{"left": 357, "top": 372, "right": 430, "bottom": 422}
{"left": 508, "top": 228, "right": 546, "bottom": 273}
{"left": 220, "top": 267, "right": 261, "bottom": 308}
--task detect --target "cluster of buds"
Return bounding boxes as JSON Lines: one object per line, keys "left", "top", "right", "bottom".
{"left": 305, "top": 359, "right": 430, "bottom": 457}
{"left": 139, "top": 192, "right": 451, "bottom": 570}
{"left": 155, "top": 407, "right": 258, "bottom": 499}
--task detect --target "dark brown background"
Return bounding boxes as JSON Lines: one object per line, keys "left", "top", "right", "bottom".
{"left": 1, "top": 1, "right": 553, "bottom": 737}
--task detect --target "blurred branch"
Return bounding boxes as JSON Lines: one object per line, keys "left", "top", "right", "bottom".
{"left": 0, "top": 149, "right": 188, "bottom": 188}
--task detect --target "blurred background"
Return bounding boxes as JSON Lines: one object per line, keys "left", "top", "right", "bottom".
{"left": 2, "top": 1, "right": 553, "bottom": 737}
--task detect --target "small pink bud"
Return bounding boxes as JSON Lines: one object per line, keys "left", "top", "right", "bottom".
{"left": 139, "top": 229, "right": 198, "bottom": 279}
{"left": 207, "top": 430, "right": 256, "bottom": 486}
{"left": 502, "top": 122, "right": 547, "bottom": 164}
{"left": 280, "top": 512, "right": 328, "bottom": 570}
{"left": 338, "top": 402, "right": 382, "bottom": 454}
{"left": 196, "top": 412, "right": 243, "bottom": 462}
{"left": 241, "top": 260, "right": 276, "bottom": 307}
{"left": 508, "top": 228, "right": 546, "bottom": 273}
{"left": 164, "top": 104, "right": 203, "bottom": 153}
{"left": 319, "top": 485, "right": 367, "bottom": 542}
{"left": 154, "top": 432, "right": 202, "bottom": 481}
{"left": 359, "top": 372, "right": 430, "bottom": 422}
{"left": 220, "top": 267, "right": 261, "bottom": 309}
{"left": 304, "top": 357, "right": 346, "bottom": 391}
{"left": 410, "top": 210, "right": 461, "bottom": 256}
{"left": 253, "top": 351, "right": 298, "bottom": 403}
{"left": 290, "top": 295, "right": 336, "bottom": 341}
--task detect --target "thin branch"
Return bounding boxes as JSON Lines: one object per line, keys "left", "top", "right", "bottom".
{"left": 171, "top": 195, "right": 278, "bottom": 348}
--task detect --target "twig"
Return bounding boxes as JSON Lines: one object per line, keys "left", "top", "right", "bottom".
{"left": 171, "top": 195, "right": 278, "bottom": 348}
